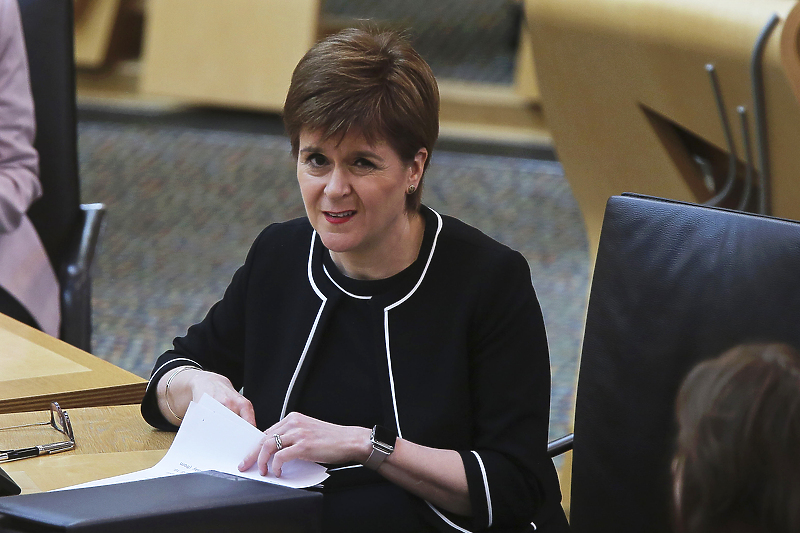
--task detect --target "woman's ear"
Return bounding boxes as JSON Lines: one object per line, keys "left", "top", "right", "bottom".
{"left": 409, "top": 148, "right": 428, "bottom": 184}
{"left": 672, "top": 456, "right": 685, "bottom": 529}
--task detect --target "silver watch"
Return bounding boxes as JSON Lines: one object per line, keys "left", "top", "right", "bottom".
{"left": 364, "top": 425, "right": 396, "bottom": 470}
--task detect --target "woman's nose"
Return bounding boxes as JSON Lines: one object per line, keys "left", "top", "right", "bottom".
{"left": 324, "top": 166, "right": 351, "bottom": 197}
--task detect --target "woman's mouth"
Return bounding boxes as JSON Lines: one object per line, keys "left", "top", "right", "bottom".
{"left": 323, "top": 211, "right": 356, "bottom": 224}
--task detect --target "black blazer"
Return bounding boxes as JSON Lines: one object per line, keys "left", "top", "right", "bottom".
{"left": 142, "top": 206, "right": 567, "bottom": 532}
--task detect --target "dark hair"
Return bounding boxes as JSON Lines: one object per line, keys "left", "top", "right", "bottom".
{"left": 673, "top": 343, "right": 800, "bottom": 533}
{"left": 282, "top": 27, "right": 440, "bottom": 211}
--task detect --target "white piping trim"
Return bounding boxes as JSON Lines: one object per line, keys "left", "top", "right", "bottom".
{"left": 327, "top": 464, "right": 363, "bottom": 472}
{"left": 471, "top": 451, "right": 493, "bottom": 528}
{"left": 383, "top": 209, "right": 443, "bottom": 438}
{"left": 382, "top": 312, "right": 402, "bottom": 438}
{"left": 306, "top": 231, "right": 327, "bottom": 301}
{"left": 146, "top": 358, "right": 202, "bottom": 393}
{"left": 384, "top": 209, "right": 443, "bottom": 313}
{"left": 425, "top": 502, "right": 473, "bottom": 533}
{"left": 280, "top": 232, "right": 327, "bottom": 419}
{"left": 323, "top": 264, "right": 372, "bottom": 300}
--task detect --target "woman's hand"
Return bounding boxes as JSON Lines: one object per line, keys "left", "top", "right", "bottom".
{"left": 156, "top": 367, "right": 256, "bottom": 426}
{"left": 238, "top": 412, "right": 371, "bottom": 477}
{"left": 239, "top": 411, "right": 471, "bottom": 516}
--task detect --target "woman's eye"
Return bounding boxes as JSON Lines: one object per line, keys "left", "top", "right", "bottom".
{"left": 354, "top": 158, "right": 376, "bottom": 169}
{"left": 306, "top": 153, "right": 327, "bottom": 167}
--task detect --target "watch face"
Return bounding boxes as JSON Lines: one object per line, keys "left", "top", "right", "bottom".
{"left": 372, "top": 425, "right": 397, "bottom": 448}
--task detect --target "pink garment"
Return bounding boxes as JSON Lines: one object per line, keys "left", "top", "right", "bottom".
{"left": 0, "top": 0, "right": 59, "bottom": 336}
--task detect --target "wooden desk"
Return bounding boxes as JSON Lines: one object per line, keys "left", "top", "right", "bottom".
{"left": 0, "top": 314, "right": 147, "bottom": 414}
{"left": 1, "top": 404, "right": 174, "bottom": 494}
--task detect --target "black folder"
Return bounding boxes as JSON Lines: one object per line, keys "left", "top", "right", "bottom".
{"left": 0, "top": 471, "right": 322, "bottom": 533}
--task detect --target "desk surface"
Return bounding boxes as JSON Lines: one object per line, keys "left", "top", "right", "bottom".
{"left": 0, "top": 314, "right": 147, "bottom": 414}
{"left": 1, "top": 404, "right": 174, "bottom": 493}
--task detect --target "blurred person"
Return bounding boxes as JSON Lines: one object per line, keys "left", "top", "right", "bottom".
{"left": 0, "top": 0, "right": 59, "bottom": 336}
{"left": 141, "top": 28, "right": 568, "bottom": 532}
{"left": 672, "top": 343, "right": 800, "bottom": 533}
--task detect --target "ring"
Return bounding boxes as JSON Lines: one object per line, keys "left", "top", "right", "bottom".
{"left": 273, "top": 433, "right": 283, "bottom": 451}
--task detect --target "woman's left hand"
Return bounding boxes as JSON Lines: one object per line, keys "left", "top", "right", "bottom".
{"left": 238, "top": 412, "right": 371, "bottom": 477}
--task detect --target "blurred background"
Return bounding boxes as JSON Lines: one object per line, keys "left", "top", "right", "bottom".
{"left": 73, "top": 0, "right": 589, "bottom": 450}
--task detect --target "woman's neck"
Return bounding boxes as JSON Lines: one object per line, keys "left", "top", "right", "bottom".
{"left": 330, "top": 211, "right": 426, "bottom": 280}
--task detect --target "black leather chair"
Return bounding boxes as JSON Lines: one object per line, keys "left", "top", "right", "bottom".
{"left": 559, "top": 194, "right": 800, "bottom": 532}
{"left": 18, "top": 0, "right": 105, "bottom": 351}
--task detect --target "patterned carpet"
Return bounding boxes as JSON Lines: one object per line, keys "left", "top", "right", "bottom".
{"left": 78, "top": 121, "right": 588, "bottom": 441}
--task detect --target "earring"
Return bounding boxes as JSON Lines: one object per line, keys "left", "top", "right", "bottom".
{"left": 407, "top": 184, "right": 417, "bottom": 195}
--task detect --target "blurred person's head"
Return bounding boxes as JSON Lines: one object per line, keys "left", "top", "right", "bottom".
{"left": 673, "top": 343, "right": 800, "bottom": 533}
{"left": 283, "top": 27, "right": 439, "bottom": 212}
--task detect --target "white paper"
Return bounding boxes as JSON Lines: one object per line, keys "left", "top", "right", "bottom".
{"left": 62, "top": 394, "right": 328, "bottom": 490}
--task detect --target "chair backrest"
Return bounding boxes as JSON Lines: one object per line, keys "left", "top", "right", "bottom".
{"left": 17, "top": 0, "right": 81, "bottom": 268}
{"left": 569, "top": 194, "right": 800, "bottom": 533}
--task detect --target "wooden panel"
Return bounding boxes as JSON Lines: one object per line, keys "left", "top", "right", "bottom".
{"left": 0, "top": 314, "right": 146, "bottom": 414}
{"left": 0, "top": 404, "right": 173, "bottom": 493}
{"left": 514, "top": 11, "right": 540, "bottom": 102}
{"left": 438, "top": 80, "right": 551, "bottom": 145}
{"left": 139, "top": 0, "right": 320, "bottom": 111}
{"left": 527, "top": 0, "right": 800, "bottom": 262}
{"left": 74, "top": 0, "right": 122, "bottom": 68}
{"left": 781, "top": 1, "right": 800, "bottom": 104}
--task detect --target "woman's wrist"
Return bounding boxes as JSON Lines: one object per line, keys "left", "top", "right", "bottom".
{"left": 158, "top": 365, "right": 200, "bottom": 424}
{"left": 165, "top": 366, "right": 197, "bottom": 420}
{"left": 354, "top": 426, "right": 374, "bottom": 465}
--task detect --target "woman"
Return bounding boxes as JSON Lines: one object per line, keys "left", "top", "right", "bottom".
{"left": 0, "top": 0, "right": 60, "bottom": 336}
{"left": 142, "top": 28, "right": 568, "bottom": 533}
{"left": 672, "top": 343, "right": 800, "bottom": 533}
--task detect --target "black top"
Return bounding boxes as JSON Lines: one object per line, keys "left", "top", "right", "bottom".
{"left": 142, "top": 206, "right": 569, "bottom": 533}
{"left": 293, "top": 292, "right": 383, "bottom": 429}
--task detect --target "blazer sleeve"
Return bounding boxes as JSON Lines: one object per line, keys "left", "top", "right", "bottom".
{"left": 141, "top": 227, "right": 268, "bottom": 429}
{"left": 457, "top": 249, "right": 560, "bottom": 531}
{"left": 0, "top": 0, "right": 41, "bottom": 234}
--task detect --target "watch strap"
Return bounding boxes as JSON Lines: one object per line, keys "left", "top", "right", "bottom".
{"left": 364, "top": 425, "right": 396, "bottom": 471}
{"left": 364, "top": 446, "right": 390, "bottom": 470}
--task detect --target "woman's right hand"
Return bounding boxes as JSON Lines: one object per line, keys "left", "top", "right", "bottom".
{"left": 156, "top": 367, "right": 256, "bottom": 426}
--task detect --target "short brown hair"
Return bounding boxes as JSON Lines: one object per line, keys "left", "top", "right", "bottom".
{"left": 673, "top": 343, "right": 800, "bottom": 533}
{"left": 283, "top": 27, "right": 439, "bottom": 211}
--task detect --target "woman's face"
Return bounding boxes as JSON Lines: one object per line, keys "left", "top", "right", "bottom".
{"left": 297, "top": 129, "right": 426, "bottom": 266}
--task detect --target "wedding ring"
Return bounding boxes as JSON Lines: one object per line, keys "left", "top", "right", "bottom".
{"left": 273, "top": 433, "right": 283, "bottom": 451}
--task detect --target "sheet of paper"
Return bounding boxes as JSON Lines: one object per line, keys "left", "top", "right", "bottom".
{"left": 62, "top": 395, "right": 328, "bottom": 490}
